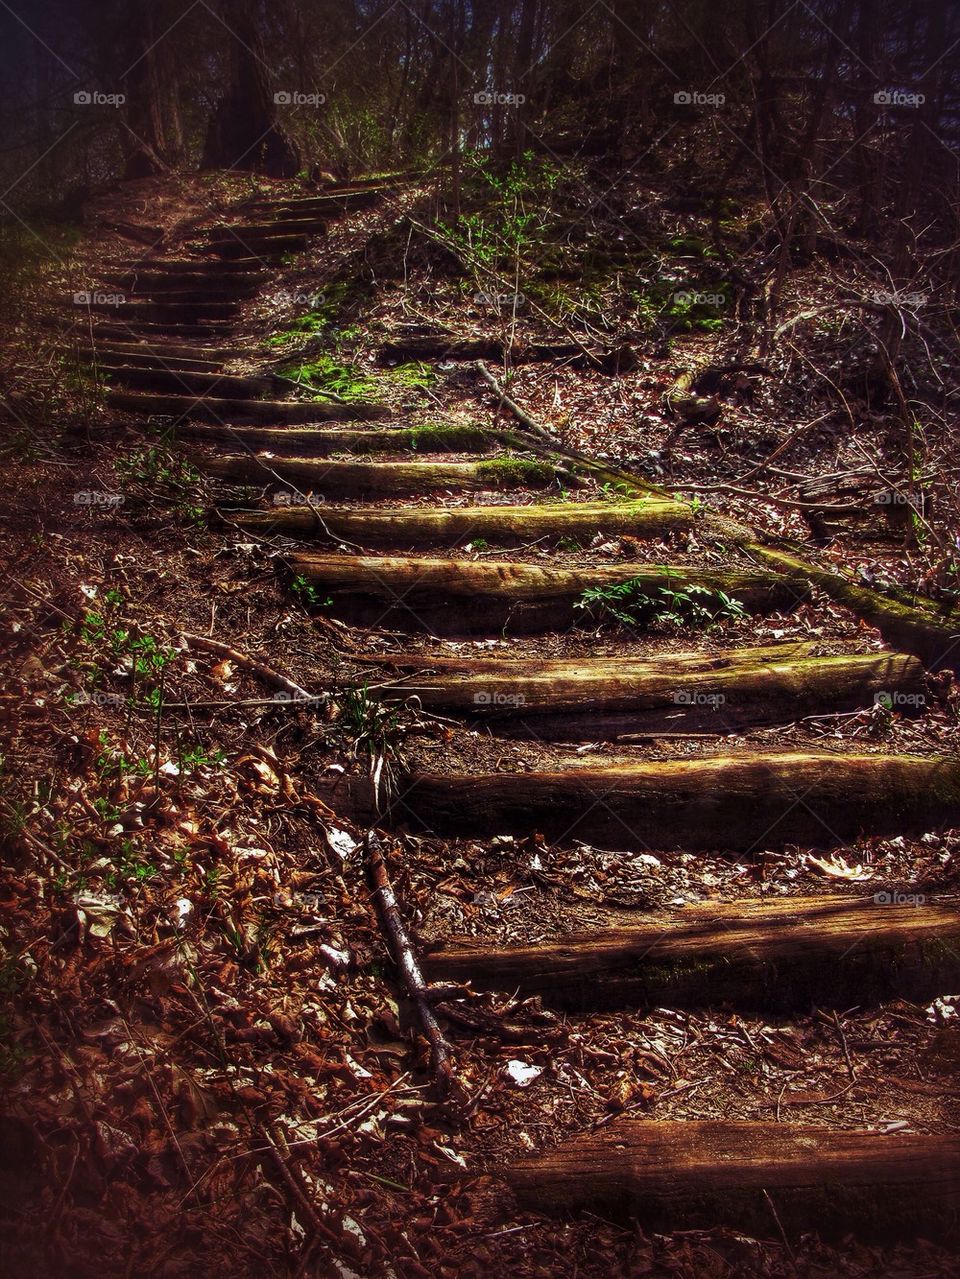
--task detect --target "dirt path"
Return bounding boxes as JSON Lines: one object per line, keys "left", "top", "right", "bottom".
{"left": 36, "top": 176, "right": 960, "bottom": 1271}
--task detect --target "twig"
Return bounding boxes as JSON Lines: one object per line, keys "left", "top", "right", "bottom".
{"left": 179, "top": 631, "right": 314, "bottom": 702}
{"left": 474, "top": 362, "right": 559, "bottom": 445}
{"left": 364, "top": 829, "right": 457, "bottom": 1099}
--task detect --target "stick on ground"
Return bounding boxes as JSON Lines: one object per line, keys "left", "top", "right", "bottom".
{"left": 364, "top": 830, "right": 457, "bottom": 1099}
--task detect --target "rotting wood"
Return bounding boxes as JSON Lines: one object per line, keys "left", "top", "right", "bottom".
{"left": 201, "top": 456, "right": 561, "bottom": 497}
{"left": 106, "top": 391, "right": 389, "bottom": 423}
{"left": 231, "top": 498, "right": 694, "bottom": 546}
{"left": 284, "top": 554, "right": 800, "bottom": 634}
{"left": 424, "top": 894, "right": 960, "bottom": 1010}
{"left": 362, "top": 647, "right": 925, "bottom": 734}
{"left": 183, "top": 422, "right": 495, "bottom": 455}
{"left": 748, "top": 544, "right": 960, "bottom": 671}
{"left": 398, "top": 752, "right": 960, "bottom": 851}
{"left": 505, "top": 1120, "right": 960, "bottom": 1242}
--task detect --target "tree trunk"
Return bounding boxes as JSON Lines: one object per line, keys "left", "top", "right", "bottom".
{"left": 201, "top": 0, "right": 300, "bottom": 176}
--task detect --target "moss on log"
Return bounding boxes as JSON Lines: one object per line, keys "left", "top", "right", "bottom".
{"left": 201, "top": 456, "right": 558, "bottom": 497}
{"left": 749, "top": 544, "right": 960, "bottom": 671}
{"left": 367, "top": 646, "right": 924, "bottom": 734}
{"left": 232, "top": 498, "right": 693, "bottom": 547}
{"left": 184, "top": 422, "right": 494, "bottom": 456}
{"left": 284, "top": 554, "right": 799, "bottom": 633}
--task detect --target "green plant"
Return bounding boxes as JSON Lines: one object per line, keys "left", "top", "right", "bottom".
{"left": 290, "top": 574, "right": 332, "bottom": 608}
{"left": 336, "top": 684, "right": 405, "bottom": 808}
{"left": 576, "top": 577, "right": 748, "bottom": 631}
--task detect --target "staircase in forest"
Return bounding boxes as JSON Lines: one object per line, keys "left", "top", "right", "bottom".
{"left": 68, "top": 178, "right": 960, "bottom": 1245}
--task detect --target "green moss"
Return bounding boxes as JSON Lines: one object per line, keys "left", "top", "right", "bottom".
{"left": 279, "top": 355, "right": 379, "bottom": 402}
{"left": 387, "top": 361, "right": 436, "bottom": 390}
{"left": 409, "top": 422, "right": 491, "bottom": 452}
{"left": 476, "top": 457, "right": 554, "bottom": 488}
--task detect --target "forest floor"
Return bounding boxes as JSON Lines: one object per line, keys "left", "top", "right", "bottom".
{"left": 1, "top": 169, "right": 959, "bottom": 1278}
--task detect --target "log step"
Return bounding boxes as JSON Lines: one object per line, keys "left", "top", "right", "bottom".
{"left": 84, "top": 299, "right": 239, "bottom": 321}
{"left": 241, "top": 190, "right": 382, "bottom": 216}
{"left": 230, "top": 497, "right": 692, "bottom": 548}
{"left": 285, "top": 554, "right": 800, "bottom": 634}
{"left": 424, "top": 894, "right": 960, "bottom": 1010}
{"left": 88, "top": 321, "right": 233, "bottom": 340}
{"left": 183, "top": 422, "right": 495, "bottom": 455}
{"left": 399, "top": 752, "right": 960, "bottom": 849}
{"left": 366, "top": 646, "right": 925, "bottom": 734}
{"left": 506, "top": 1121, "right": 960, "bottom": 1242}
{"left": 204, "top": 237, "right": 311, "bottom": 261}
{"left": 104, "top": 272, "right": 265, "bottom": 295}
{"left": 102, "top": 366, "right": 274, "bottom": 398}
{"left": 106, "top": 393, "right": 389, "bottom": 424}
{"left": 200, "top": 456, "right": 561, "bottom": 498}
{"left": 133, "top": 257, "right": 269, "bottom": 274}
{"left": 84, "top": 350, "right": 228, "bottom": 374}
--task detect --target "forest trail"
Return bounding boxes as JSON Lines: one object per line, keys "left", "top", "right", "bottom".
{"left": 66, "top": 176, "right": 960, "bottom": 1249}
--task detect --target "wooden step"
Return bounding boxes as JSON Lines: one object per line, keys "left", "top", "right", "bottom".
{"left": 234, "top": 497, "right": 693, "bottom": 547}
{"left": 106, "top": 392, "right": 388, "bottom": 424}
{"left": 506, "top": 1121, "right": 960, "bottom": 1241}
{"left": 104, "top": 271, "right": 265, "bottom": 295}
{"left": 207, "top": 217, "right": 330, "bottom": 239}
{"left": 365, "top": 646, "right": 924, "bottom": 734}
{"left": 201, "top": 456, "right": 560, "bottom": 498}
{"left": 242, "top": 190, "right": 382, "bottom": 217}
{"left": 103, "top": 366, "right": 274, "bottom": 398}
{"left": 285, "top": 554, "right": 799, "bottom": 633}
{"left": 85, "top": 350, "right": 227, "bottom": 374}
{"left": 85, "top": 298, "right": 239, "bottom": 322}
{"left": 379, "top": 338, "right": 583, "bottom": 364}
{"left": 182, "top": 422, "right": 494, "bottom": 455}
{"left": 204, "top": 235, "right": 311, "bottom": 260}
{"left": 131, "top": 257, "right": 268, "bottom": 274}
{"left": 425, "top": 894, "right": 960, "bottom": 1010}
{"left": 88, "top": 320, "right": 233, "bottom": 340}
{"left": 399, "top": 752, "right": 960, "bottom": 849}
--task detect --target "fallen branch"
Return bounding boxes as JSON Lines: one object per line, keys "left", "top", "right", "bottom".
{"left": 364, "top": 830, "right": 457, "bottom": 1099}
{"left": 179, "top": 631, "right": 316, "bottom": 703}
{"left": 474, "top": 362, "right": 559, "bottom": 445}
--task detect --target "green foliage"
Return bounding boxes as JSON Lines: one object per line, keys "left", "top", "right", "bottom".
{"left": 280, "top": 354, "right": 379, "bottom": 402}
{"left": 576, "top": 577, "right": 748, "bottom": 630}
{"left": 290, "top": 574, "right": 332, "bottom": 608}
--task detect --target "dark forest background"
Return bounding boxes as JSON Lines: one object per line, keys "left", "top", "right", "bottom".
{"left": 1, "top": 0, "right": 957, "bottom": 243}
